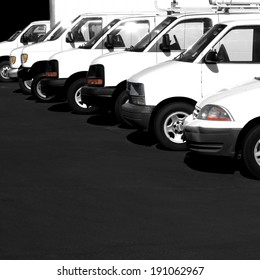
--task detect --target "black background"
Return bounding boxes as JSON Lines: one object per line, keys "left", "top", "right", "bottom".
{"left": 0, "top": 1, "right": 50, "bottom": 41}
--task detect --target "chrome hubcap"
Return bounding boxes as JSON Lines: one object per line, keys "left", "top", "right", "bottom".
{"left": 254, "top": 139, "right": 260, "bottom": 166}
{"left": 163, "top": 111, "right": 188, "bottom": 144}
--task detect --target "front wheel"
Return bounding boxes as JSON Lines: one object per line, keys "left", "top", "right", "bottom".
{"left": 18, "top": 78, "right": 32, "bottom": 94}
{"left": 153, "top": 102, "right": 194, "bottom": 151}
{"left": 0, "top": 61, "right": 12, "bottom": 82}
{"left": 241, "top": 125, "right": 260, "bottom": 180}
{"left": 67, "top": 78, "right": 98, "bottom": 114}
{"left": 114, "top": 90, "right": 131, "bottom": 126}
{"left": 31, "top": 74, "right": 56, "bottom": 102}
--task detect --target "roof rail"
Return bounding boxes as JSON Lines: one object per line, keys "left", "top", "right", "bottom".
{"left": 209, "top": 0, "right": 260, "bottom": 12}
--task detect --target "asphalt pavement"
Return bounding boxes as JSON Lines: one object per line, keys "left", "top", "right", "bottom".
{"left": 1, "top": 81, "right": 260, "bottom": 260}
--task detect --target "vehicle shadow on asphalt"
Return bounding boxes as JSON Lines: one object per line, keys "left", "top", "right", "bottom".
{"left": 87, "top": 112, "right": 121, "bottom": 126}
{"left": 47, "top": 102, "right": 73, "bottom": 112}
{"left": 184, "top": 152, "right": 258, "bottom": 180}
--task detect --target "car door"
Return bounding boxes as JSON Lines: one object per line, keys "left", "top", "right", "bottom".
{"left": 149, "top": 17, "right": 213, "bottom": 64}
{"left": 201, "top": 25, "right": 260, "bottom": 97}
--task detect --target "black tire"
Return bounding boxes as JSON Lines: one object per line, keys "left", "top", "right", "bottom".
{"left": 241, "top": 125, "right": 260, "bottom": 180}
{"left": 31, "top": 74, "right": 56, "bottom": 102}
{"left": 153, "top": 102, "right": 194, "bottom": 151}
{"left": 114, "top": 90, "right": 132, "bottom": 126}
{"left": 67, "top": 78, "right": 98, "bottom": 114}
{"left": 0, "top": 61, "right": 12, "bottom": 82}
{"left": 18, "top": 78, "right": 32, "bottom": 94}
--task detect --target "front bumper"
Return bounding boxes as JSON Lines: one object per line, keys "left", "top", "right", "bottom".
{"left": 7, "top": 68, "right": 18, "bottom": 78}
{"left": 184, "top": 125, "right": 241, "bottom": 157}
{"left": 81, "top": 85, "right": 115, "bottom": 108}
{"left": 121, "top": 103, "right": 154, "bottom": 129}
{"left": 40, "top": 78, "right": 66, "bottom": 97}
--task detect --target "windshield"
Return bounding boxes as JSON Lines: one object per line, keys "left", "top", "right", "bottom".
{"left": 132, "top": 17, "right": 177, "bottom": 52}
{"left": 48, "top": 26, "right": 67, "bottom": 41}
{"left": 80, "top": 19, "right": 120, "bottom": 49}
{"left": 175, "top": 24, "right": 227, "bottom": 62}
{"left": 7, "top": 30, "right": 22, "bottom": 41}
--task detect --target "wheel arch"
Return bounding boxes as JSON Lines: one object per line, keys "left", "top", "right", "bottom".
{"left": 235, "top": 117, "right": 260, "bottom": 155}
{"left": 64, "top": 71, "right": 87, "bottom": 92}
{"left": 112, "top": 80, "right": 127, "bottom": 100}
{"left": 149, "top": 96, "right": 197, "bottom": 132}
{"left": 0, "top": 56, "right": 10, "bottom": 63}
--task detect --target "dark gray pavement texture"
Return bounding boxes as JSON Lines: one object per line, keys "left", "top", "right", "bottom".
{"left": 1, "top": 82, "right": 260, "bottom": 260}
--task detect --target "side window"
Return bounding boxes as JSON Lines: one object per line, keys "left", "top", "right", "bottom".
{"left": 97, "top": 20, "right": 150, "bottom": 49}
{"left": 212, "top": 27, "right": 260, "bottom": 63}
{"left": 22, "top": 25, "right": 48, "bottom": 43}
{"left": 149, "top": 18, "right": 212, "bottom": 52}
{"left": 71, "top": 18, "right": 102, "bottom": 42}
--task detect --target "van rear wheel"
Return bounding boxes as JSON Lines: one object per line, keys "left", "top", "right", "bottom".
{"left": 153, "top": 102, "right": 194, "bottom": 151}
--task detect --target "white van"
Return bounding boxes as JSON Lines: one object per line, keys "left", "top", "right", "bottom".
{"left": 0, "top": 20, "right": 50, "bottom": 82}
{"left": 31, "top": 14, "right": 166, "bottom": 102}
{"left": 8, "top": 21, "right": 63, "bottom": 93}
{"left": 79, "top": 0, "right": 260, "bottom": 120}
{"left": 121, "top": 13, "right": 260, "bottom": 151}
{"left": 17, "top": 13, "right": 108, "bottom": 93}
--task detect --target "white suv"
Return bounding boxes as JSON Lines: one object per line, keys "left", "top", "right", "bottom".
{"left": 122, "top": 18, "right": 260, "bottom": 151}
{"left": 183, "top": 77, "right": 260, "bottom": 180}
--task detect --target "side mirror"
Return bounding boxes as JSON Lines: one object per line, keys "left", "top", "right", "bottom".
{"left": 104, "top": 34, "right": 114, "bottom": 50}
{"left": 205, "top": 50, "right": 219, "bottom": 64}
{"left": 20, "top": 34, "right": 29, "bottom": 45}
{"left": 159, "top": 34, "right": 171, "bottom": 52}
{"left": 66, "top": 31, "right": 74, "bottom": 43}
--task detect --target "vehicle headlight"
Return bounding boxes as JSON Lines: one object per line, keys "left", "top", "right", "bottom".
{"left": 197, "top": 104, "right": 233, "bottom": 121}
{"left": 87, "top": 64, "right": 104, "bottom": 87}
{"left": 21, "top": 53, "right": 28, "bottom": 64}
{"left": 127, "top": 82, "right": 146, "bottom": 105}
{"left": 10, "top": 56, "right": 16, "bottom": 65}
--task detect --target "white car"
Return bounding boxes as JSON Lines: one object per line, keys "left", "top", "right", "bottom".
{"left": 122, "top": 17, "right": 260, "bottom": 151}
{"left": 183, "top": 77, "right": 260, "bottom": 180}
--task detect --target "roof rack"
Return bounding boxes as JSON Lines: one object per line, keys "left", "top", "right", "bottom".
{"left": 209, "top": 0, "right": 260, "bottom": 12}
{"left": 154, "top": 0, "right": 181, "bottom": 14}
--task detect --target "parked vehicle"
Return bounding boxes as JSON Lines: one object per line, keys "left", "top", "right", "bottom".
{"left": 35, "top": 13, "right": 166, "bottom": 103}
{"left": 8, "top": 21, "right": 62, "bottom": 93}
{"left": 121, "top": 14, "right": 260, "bottom": 151}
{"left": 183, "top": 77, "right": 260, "bottom": 180}
{"left": 0, "top": 20, "right": 50, "bottom": 82}
{"left": 17, "top": 13, "right": 106, "bottom": 94}
{"left": 80, "top": 0, "right": 260, "bottom": 121}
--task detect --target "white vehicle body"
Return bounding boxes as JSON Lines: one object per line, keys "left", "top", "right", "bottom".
{"left": 9, "top": 21, "right": 62, "bottom": 79}
{"left": 183, "top": 77, "right": 260, "bottom": 179}
{"left": 36, "top": 14, "right": 166, "bottom": 103}
{"left": 47, "top": 14, "right": 165, "bottom": 79}
{"left": 20, "top": 13, "right": 106, "bottom": 69}
{"left": 0, "top": 20, "right": 50, "bottom": 82}
{"left": 122, "top": 17, "right": 260, "bottom": 151}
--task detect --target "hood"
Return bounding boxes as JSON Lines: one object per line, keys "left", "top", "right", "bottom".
{"left": 91, "top": 51, "right": 158, "bottom": 87}
{"left": 128, "top": 60, "right": 201, "bottom": 105}
{"left": 22, "top": 40, "right": 60, "bottom": 54}
{"left": 0, "top": 41, "right": 17, "bottom": 53}
{"left": 10, "top": 45, "right": 24, "bottom": 56}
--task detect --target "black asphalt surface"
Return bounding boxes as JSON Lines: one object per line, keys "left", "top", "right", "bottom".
{"left": 1, "top": 81, "right": 260, "bottom": 260}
